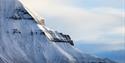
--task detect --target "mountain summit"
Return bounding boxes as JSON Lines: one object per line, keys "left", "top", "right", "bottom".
{"left": 0, "top": 0, "right": 116, "bottom": 63}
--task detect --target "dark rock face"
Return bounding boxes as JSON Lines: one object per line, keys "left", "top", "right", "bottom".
{"left": 0, "top": 0, "right": 116, "bottom": 63}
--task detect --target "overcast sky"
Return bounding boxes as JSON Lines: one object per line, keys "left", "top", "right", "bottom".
{"left": 20, "top": 0, "right": 125, "bottom": 51}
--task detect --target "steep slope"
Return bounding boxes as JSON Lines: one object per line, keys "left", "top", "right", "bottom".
{"left": 0, "top": 0, "right": 116, "bottom": 63}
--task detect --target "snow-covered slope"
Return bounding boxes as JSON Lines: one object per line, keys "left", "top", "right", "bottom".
{"left": 0, "top": 0, "right": 116, "bottom": 63}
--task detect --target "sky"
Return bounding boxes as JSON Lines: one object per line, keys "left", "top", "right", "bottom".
{"left": 20, "top": 0, "right": 125, "bottom": 52}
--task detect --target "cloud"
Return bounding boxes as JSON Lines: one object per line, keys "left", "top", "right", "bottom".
{"left": 75, "top": 40, "right": 125, "bottom": 53}
{"left": 110, "top": 26, "right": 125, "bottom": 35}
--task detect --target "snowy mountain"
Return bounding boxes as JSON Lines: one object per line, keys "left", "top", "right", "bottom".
{"left": 0, "top": 0, "right": 117, "bottom": 63}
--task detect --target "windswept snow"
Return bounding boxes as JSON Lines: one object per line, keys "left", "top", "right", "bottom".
{"left": 0, "top": 0, "right": 117, "bottom": 63}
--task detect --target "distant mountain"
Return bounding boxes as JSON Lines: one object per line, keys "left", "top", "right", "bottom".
{"left": 75, "top": 40, "right": 125, "bottom": 63}
{"left": 96, "top": 50, "right": 125, "bottom": 63}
